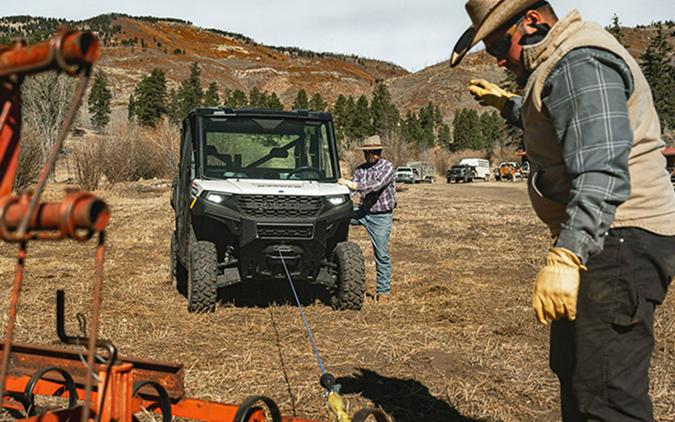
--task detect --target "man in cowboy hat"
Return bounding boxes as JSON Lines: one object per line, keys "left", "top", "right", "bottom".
{"left": 338, "top": 135, "right": 397, "bottom": 303}
{"left": 451, "top": 1, "right": 675, "bottom": 420}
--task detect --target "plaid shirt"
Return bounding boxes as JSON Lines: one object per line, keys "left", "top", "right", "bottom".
{"left": 504, "top": 48, "right": 634, "bottom": 262}
{"left": 352, "top": 158, "right": 397, "bottom": 213}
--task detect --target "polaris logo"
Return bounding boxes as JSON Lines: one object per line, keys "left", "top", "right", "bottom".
{"left": 250, "top": 201, "right": 315, "bottom": 212}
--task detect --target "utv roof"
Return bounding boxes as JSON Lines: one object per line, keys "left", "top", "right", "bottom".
{"left": 188, "top": 107, "right": 333, "bottom": 121}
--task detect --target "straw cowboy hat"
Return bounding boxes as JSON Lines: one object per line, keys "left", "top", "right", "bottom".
{"left": 358, "top": 135, "right": 385, "bottom": 151}
{"left": 450, "top": 0, "right": 544, "bottom": 67}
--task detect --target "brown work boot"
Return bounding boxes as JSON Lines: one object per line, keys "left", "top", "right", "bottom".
{"left": 376, "top": 294, "right": 390, "bottom": 304}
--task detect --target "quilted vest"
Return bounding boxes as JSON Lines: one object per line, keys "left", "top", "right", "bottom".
{"left": 520, "top": 10, "right": 675, "bottom": 236}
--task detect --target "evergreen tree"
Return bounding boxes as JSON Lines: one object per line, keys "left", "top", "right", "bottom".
{"left": 203, "top": 81, "right": 220, "bottom": 107}
{"left": 344, "top": 96, "right": 357, "bottom": 139}
{"left": 438, "top": 123, "right": 451, "bottom": 148}
{"left": 479, "top": 111, "right": 503, "bottom": 150}
{"left": 167, "top": 88, "right": 181, "bottom": 123}
{"left": 640, "top": 24, "right": 675, "bottom": 132}
{"left": 351, "top": 94, "right": 372, "bottom": 139}
{"left": 130, "top": 68, "right": 167, "bottom": 127}
{"left": 418, "top": 102, "right": 436, "bottom": 147}
{"left": 293, "top": 89, "right": 309, "bottom": 109}
{"left": 452, "top": 108, "right": 481, "bottom": 151}
{"left": 606, "top": 14, "right": 628, "bottom": 48}
{"left": 332, "top": 94, "right": 350, "bottom": 141}
{"left": 403, "top": 110, "right": 421, "bottom": 144}
{"left": 309, "top": 92, "right": 327, "bottom": 111}
{"left": 226, "top": 89, "right": 248, "bottom": 108}
{"left": 176, "top": 62, "right": 204, "bottom": 119}
{"left": 370, "top": 82, "right": 399, "bottom": 136}
{"left": 248, "top": 86, "right": 267, "bottom": 108}
{"left": 266, "top": 92, "right": 284, "bottom": 110}
{"left": 88, "top": 71, "right": 112, "bottom": 132}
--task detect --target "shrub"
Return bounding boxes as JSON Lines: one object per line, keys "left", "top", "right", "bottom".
{"left": 13, "top": 129, "right": 44, "bottom": 193}
{"left": 71, "top": 136, "right": 105, "bottom": 190}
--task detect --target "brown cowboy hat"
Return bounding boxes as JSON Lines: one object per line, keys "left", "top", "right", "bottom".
{"left": 358, "top": 135, "right": 385, "bottom": 151}
{"left": 449, "top": 0, "right": 544, "bottom": 67}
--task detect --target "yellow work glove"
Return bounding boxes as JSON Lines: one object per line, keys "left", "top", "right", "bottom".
{"left": 337, "top": 178, "right": 358, "bottom": 191}
{"left": 468, "top": 79, "right": 517, "bottom": 111}
{"left": 532, "top": 247, "right": 587, "bottom": 325}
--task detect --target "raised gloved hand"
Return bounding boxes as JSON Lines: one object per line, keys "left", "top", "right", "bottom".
{"left": 337, "top": 178, "right": 358, "bottom": 191}
{"left": 468, "top": 79, "right": 517, "bottom": 111}
{"left": 532, "top": 247, "right": 587, "bottom": 325}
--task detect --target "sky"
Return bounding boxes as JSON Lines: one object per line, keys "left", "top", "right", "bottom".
{"left": 5, "top": 1, "right": 674, "bottom": 72}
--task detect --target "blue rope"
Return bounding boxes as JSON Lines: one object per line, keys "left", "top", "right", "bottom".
{"left": 276, "top": 248, "right": 327, "bottom": 375}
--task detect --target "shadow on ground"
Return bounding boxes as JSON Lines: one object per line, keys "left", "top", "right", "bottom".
{"left": 217, "top": 279, "right": 331, "bottom": 308}
{"left": 337, "top": 368, "right": 486, "bottom": 422}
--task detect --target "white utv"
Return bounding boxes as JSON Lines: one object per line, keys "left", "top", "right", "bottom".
{"left": 170, "top": 108, "right": 366, "bottom": 312}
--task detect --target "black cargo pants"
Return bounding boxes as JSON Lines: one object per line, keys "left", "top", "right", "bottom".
{"left": 549, "top": 228, "right": 675, "bottom": 421}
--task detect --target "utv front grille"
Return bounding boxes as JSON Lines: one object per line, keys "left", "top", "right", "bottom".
{"left": 235, "top": 195, "right": 323, "bottom": 218}
{"left": 257, "top": 224, "right": 314, "bottom": 239}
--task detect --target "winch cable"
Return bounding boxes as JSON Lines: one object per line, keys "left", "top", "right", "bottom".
{"left": 276, "top": 248, "right": 327, "bottom": 376}
{"left": 276, "top": 248, "right": 352, "bottom": 422}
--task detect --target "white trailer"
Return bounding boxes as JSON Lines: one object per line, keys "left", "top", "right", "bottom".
{"left": 459, "top": 158, "right": 490, "bottom": 181}
{"left": 406, "top": 161, "right": 436, "bottom": 183}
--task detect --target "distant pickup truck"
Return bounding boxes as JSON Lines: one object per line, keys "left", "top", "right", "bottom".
{"left": 446, "top": 164, "right": 476, "bottom": 183}
{"left": 396, "top": 166, "right": 418, "bottom": 184}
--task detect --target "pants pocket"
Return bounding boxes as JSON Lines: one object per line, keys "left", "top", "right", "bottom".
{"left": 583, "top": 233, "right": 646, "bottom": 327}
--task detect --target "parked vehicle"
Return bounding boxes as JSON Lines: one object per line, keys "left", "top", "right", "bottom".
{"left": 407, "top": 161, "right": 436, "bottom": 183}
{"left": 396, "top": 166, "right": 415, "bottom": 184}
{"left": 447, "top": 164, "right": 476, "bottom": 183}
{"left": 498, "top": 162, "right": 522, "bottom": 181}
{"left": 458, "top": 158, "right": 490, "bottom": 181}
{"left": 171, "top": 108, "right": 366, "bottom": 312}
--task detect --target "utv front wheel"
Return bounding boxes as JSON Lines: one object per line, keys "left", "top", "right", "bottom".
{"left": 330, "top": 242, "right": 366, "bottom": 310}
{"left": 188, "top": 240, "right": 218, "bottom": 313}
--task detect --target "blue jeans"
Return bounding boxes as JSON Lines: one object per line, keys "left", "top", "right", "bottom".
{"left": 351, "top": 212, "right": 393, "bottom": 295}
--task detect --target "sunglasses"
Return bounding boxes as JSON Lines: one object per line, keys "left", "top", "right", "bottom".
{"left": 485, "top": 16, "right": 525, "bottom": 58}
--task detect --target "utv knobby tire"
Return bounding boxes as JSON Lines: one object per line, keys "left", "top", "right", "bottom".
{"left": 188, "top": 240, "right": 218, "bottom": 313}
{"left": 330, "top": 241, "right": 366, "bottom": 310}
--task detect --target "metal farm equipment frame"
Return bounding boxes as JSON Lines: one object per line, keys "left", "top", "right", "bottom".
{"left": 0, "top": 31, "right": 387, "bottom": 422}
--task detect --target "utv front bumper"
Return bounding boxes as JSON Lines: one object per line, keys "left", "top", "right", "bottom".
{"left": 190, "top": 193, "right": 353, "bottom": 280}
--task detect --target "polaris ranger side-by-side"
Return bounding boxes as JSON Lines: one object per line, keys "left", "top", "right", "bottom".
{"left": 171, "top": 108, "right": 366, "bottom": 312}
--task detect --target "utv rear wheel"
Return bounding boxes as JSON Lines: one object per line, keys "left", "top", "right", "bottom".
{"left": 330, "top": 242, "right": 365, "bottom": 310}
{"left": 188, "top": 241, "right": 218, "bottom": 313}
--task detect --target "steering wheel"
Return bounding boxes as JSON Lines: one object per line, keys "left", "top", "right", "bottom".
{"left": 286, "top": 166, "right": 321, "bottom": 180}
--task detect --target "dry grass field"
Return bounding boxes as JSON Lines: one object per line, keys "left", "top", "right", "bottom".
{"left": 0, "top": 181, "right": 673, "bottom": 421}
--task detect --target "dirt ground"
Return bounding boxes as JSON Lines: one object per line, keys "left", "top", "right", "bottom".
{"left": 0, "top": 180, "right": 673, "bottom": 421}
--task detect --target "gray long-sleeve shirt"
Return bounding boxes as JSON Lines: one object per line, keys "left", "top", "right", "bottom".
{"left": 502, "top": 48, "right": 635, "bottom": 262}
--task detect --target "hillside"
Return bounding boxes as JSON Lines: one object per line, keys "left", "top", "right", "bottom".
{"left": 385, "top": 21, "right": 675, "bottom": 120}
{"left": 0, "top": 14, "right": 409, "bottom": 108}
{"left": 1, "top": 14, "right": 672, "bottom": 121}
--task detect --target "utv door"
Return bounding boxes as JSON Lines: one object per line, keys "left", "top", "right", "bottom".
{"left": 176, "top": 119, "right": 196, "bottom": 259}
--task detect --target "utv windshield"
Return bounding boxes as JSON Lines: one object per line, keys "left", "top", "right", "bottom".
{"left": 201, "top": 116, "right": 337, "bottom": 181}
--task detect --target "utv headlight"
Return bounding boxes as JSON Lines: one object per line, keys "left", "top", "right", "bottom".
{"left": 327, "top": 194, "right": 349, "bottom": 206}
{"left": 205, "top": 192, "right": 231, "bottom": 204}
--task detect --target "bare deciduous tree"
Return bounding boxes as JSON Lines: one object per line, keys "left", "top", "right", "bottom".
{"left": 21, "top": 73, "right": 78, "bottom": 158}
